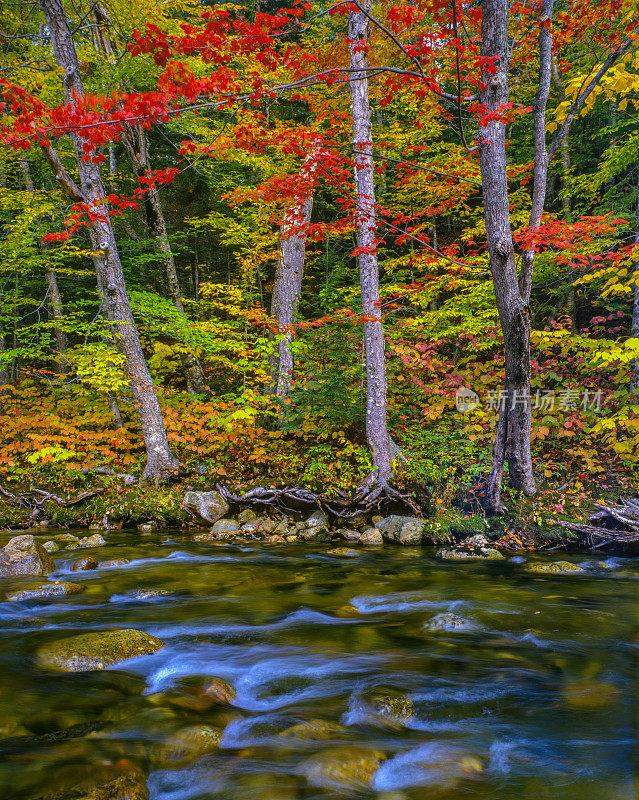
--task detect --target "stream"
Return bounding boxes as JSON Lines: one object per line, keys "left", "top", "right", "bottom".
{"left": 0, "top": 530, "right": 637, "bottom": 800}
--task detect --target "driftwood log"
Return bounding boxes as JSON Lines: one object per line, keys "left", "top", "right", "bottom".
{"left": 217, "top": 482, "right": 421, "bottom": 521}
{"left": 560, "top": 497, "right": 639, "bottom": 549}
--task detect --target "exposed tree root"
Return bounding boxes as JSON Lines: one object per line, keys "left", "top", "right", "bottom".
{"left": 217, "top": 481, "right": 421, "bottom": 521}
{"left": 560, "top": 497, "right": 639, "bottom": 551}
{"left": 0, "top": 484, "right": 106, "bottom": 514}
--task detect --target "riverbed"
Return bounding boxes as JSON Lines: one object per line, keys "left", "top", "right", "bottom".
{"left": 0, "top": 530, "right": 637, "bottom": 800}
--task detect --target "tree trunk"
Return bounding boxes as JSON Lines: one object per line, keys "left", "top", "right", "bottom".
{"left": 348, "top": 1, "right": 392, "bottom": 485}
{"left": 0, "top": 315, "right": 10, "bottom": 387}
{"left": 268, "top": 145, "right": 320, "bottom": 400}
{"left": 18, "top": 159, "right": 69, "bottom": 376}
{"left": 631, "top": 171, "right": 639, "bottom": 399}
{"left": 121, "top": 124, "right": 207, "bottom": 395}
{"left": 40, "top": 0, "right": 178, "bottom": 482}
{"left": 480, "top": 0, "right": 536, "bottom": 511}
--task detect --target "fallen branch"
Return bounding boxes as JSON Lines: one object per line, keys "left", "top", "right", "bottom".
{"left": 0, "top": 484, "right": 106, "bottom": 511}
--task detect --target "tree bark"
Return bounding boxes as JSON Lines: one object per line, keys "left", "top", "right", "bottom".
{"left": 480, "top": 0, "right": 536, "bottom": 511}
{"left": 40, "top": 0, "right": 178, "bottom": 482}
{"left": 348, "top": 1, "right": 392, "bottom": 485}
{"left": 268, "top": 144, "right": 320, "bottom": 400}
{"left": 120, "top": 123, "right": 207, "bottom": 395}
{"left": 18, "top": 159, "right": 69, "bottom": 376}
{"left": 631, "top": 170, "right": 639, "bottom": 399}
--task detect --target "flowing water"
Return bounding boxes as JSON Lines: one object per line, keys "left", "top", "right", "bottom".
{"left": 0, "top": 530, "right": 637, "bottom": 800}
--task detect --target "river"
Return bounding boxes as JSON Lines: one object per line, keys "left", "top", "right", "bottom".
{"left": 0, "top": 530, "right": 637, "bottom": 799}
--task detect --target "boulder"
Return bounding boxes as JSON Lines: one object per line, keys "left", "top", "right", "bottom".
{"left": 0, "top": 534, "right": 54, "bottom": 577}
{"left": 70, "top": 557, "right": 98, "bottom": 571}
{"left": 76, "top": 534, "right": 107, "bottom": 549}
{"left": 300, "top": 747, "right": 385, "bottom": 791}
{"left": 182, "top": 491, "right": 229, "bottom": 526}
{"left": 6, "top": 581, "right": 85, "bottom": 602}
{"left": 305, "top": 510, "right": 330, "bottom": 529}
{"left": 212, "top": 518, "right": 240, "bottom": 538}
{"left": 117, "top": 589, "right": 173, "bottom": 601}
{"left": 335, "top": 528, "right": 361, "bottom": 542}
{"left": 238, "top": 508, "right": 257, "bottom": 523}
{"left": 52, "top": 533, "right": 80, "bottom": 546}
{"left": 423, "top": 612, "right": 475, "bottom": 632}
{"left": 375, "top": 516, "right": 425, "bottom": 546}
{"left": 35, "top": 628, "right": 165, "bottom": 672}
{"left": 525, "top": 560, "right": 585, "bottom": 574}
{"left": 360, "top": 528, "right": 383, "bottom": 546}
{"left": 155, "top": 724, "right": 223, "bottom": 767}
{"left": 299, "top": 527, "right": 331, "bottom": 542}
{"left": 43, "top": 540, "right": 60, "bottom": 553}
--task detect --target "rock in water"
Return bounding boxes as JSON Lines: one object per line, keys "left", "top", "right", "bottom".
{"left": 525, "top": 560, "right": 585, "bottom": 574}
{"left": 155, "top": 724, "right": 223, "bottom": 767}
{"left": 300, "top": 747, "right": 385, "bottom": 791}
{"left": 76, "top": 534, "right": 107, "bottom": 549}
{"left": 279, "top": 719, "right": 348, "bottom": 740}
{"left": 0, "top": 535, "right": 54, "bottom": 577}
{"left": 436, "top": 547, "right": 504, "bottom": 561}
{"left": 424, "top": 612, "right": 475, "bottom": 632}
{"left": 6, "top": 581, "right": 85, "bottom": 602}
{"left": 360, "top": 528, "right": 383, "bottom": 546}
{"left": 375, "top": 516, "right": 425, "bottom": 546}
{"left": 70, "top": 557, "right": 98, "bottom": 571}
{"left": 36, "top": 629, "right": 165, "bottom": 672}
{"left": 326, "top": 547, "right": 361, "bottom": 558}
{"left": 359, "top": 687, "right": 415, "bottom": 726}
{"left": 182, "top": 491, "right": 229, "bottom": 526}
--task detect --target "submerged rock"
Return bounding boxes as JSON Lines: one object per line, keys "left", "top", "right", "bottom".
{"left": 70, "top": 557, "right": 98, "bottom": 571}
{"left": 300, "top": 747, "right": 385, "bottom": 791}
{"left": 279, "top": 719, "right": 347, "bottom": 740}
{"left": 36, "top": 628, "right": 165, "bottom": 672}
{"left": 375, "top": 516, "right": 425, "bottom": 546}
{"left": 525, "top": 560, "right": 585, "bottom": 574}
{"left": 182, "top": 491, "right": 229, "bottom": 526}
{"left": 6, "top": 581, "right": 85, "bottom": 602}
{"left": 423, "top": 612, "right": 475, "bottom": 632}
{"left": 326, "top": 547, "right": 361, "bottom": 558}
{"left": 99, "top": 558, "right": 130, "bottom": 568}
{"left": 561, "top": 679, "right": 621, "bottom": 709}
{"left": 0, "top": 534, "right": 54, "bottom": 577}
{"left": 150, "top": 676, "right": 236, "bottom": 711}
{"left": 76, "top": 534, "right": 107, "bottom": 549}
{"left": 118, "top": 589, "right": 173, "bottom": 601}
{"left": 155, "top": 724, "right": 223, "bottom": 767}
{"left": 436, "top": 546, "right": 504, "bottom": 561}
{"left": 34, "top": 771, "right": 149, "bottom": 800}
{"left": 372, "top": 742, "right": 483, "bottom": 793}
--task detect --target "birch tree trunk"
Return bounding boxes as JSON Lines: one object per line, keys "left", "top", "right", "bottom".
{"left": 120, "top": 124, "right": 207, "bottom": 395}
{"left": 348, "top": 1, "right": 392, "bottom": 485}
{"left": 18, "top": 159, "right": 69, "bottom": 376}
{"left": 269, "top": 145, "right": 320, "bottom": 400}
{"left": 40, "top": 0, "right": 178, "bottom": 483}
{"left": 480, "top": 0, "right": 536, "bottom": 511}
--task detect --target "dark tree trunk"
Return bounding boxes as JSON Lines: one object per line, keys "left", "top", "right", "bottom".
{"left": 40, "top": 0, "right": 178, "bottom": 482}
{"left": 268, "top": 145, "right": 319, "bottom": 400}
{"left": 18, "top": 159, "right": 69, "bottom": 375}
{"left": 349, "top": 0, "right": 392, "bottom": 485}
{"left": 480, "top": 0, "right": 536, "bottom": 511}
